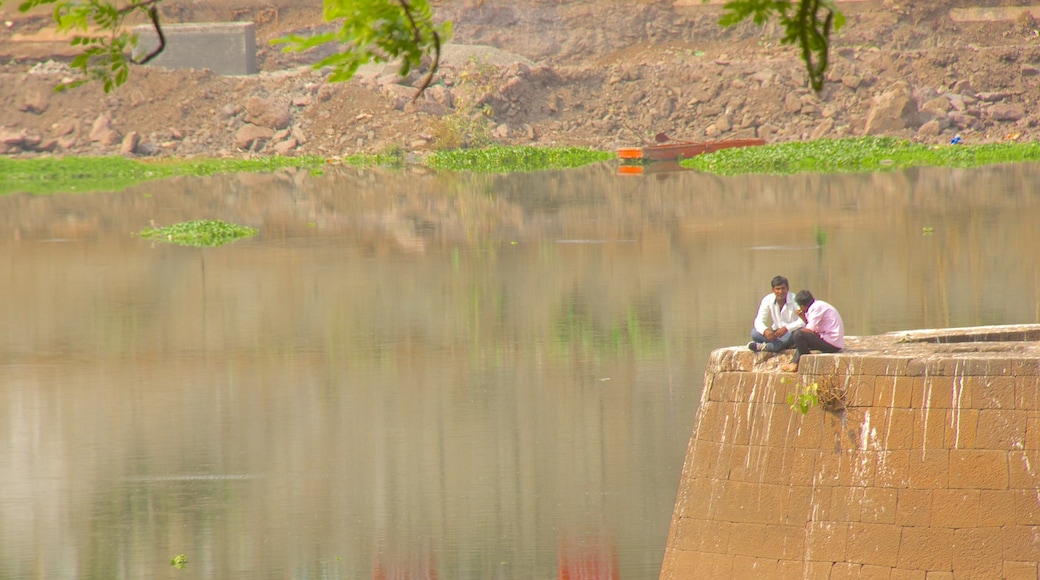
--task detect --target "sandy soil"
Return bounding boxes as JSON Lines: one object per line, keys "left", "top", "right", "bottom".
{"left": 2, "top": 0, "right": 1040, "bottom": 158}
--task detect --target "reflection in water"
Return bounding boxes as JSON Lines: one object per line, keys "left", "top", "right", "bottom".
{"left": 1, "top": 163, "right": 1039, "bottom": 578}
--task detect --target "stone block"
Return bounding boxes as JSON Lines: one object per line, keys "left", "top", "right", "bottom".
{"left": 785, "top": 484, "right": 815, "bottom": 525}
{"left": 829, "top": 487, "right": 865, "bottom": 523}
{"left": 911, "top": 376, "right": 956, "bottom": 408}
{"left": 847, "top": 522, "right": 901, "bottom": 566}
{"left": 763, "top": 524, "right": 806, "bottom": 559}
{"left": 860, "top": 487, "right": 898, "bottom": 524}
{"left": 775, "top": 559, "right": 807, "bottom": 580}
{"left": 931, "top": 489, "right": 980, "bottom": 528}
{"left": 1012, "top": 359, "right": 1040, "bottom": 377}
{"left": 1014, "top": 489, "right": 1040, "bottom": 525}
{"left": 1027, "top": 416, "right": 1040, "bottom": 450}
{"left": 913, "top": 408, "right": 947, "bottom": 451}
{"left": 1002, "top": 525, "right": 1040, "bottom": 561}
{"left": 1003, "top": 560, "right": 1039, "bottom": 580}
{"left": 1015, "top": 376, "right": 1040, "bottom": 409}
{"left": 829, "top": 562, "right": 863, "bottom": 579}
{"left": 860, "top": 564, "right": 895, "bottom": 580}
{"left": 1009, "top": 451, "right": 1040, "bottom": 489}
{"left": 979, "top": 490, "right": 1018, "bottom": 526}
{"left": 790, "top": 412, "right": 826, "bottom": 449}
{"left": 908, "top": 449, "right": 949, "bottom": 489}
{"left": 727, "top": 522, "right": 766, "bottom": 556}
{"left": 885, "top": 408, "right": 917, "bottom": 449}
{"left": 859, "top": 356, "right": 910, "bottom": 376}
{"left": 975, "top": 409, "right": 1027, "bottom": 449}
{"left": 803, "top": 560, "right": 836, "bottom": 580}
{"left": 847, "top": 376, "right": 876, "bottom": 407}
{"left": 967, "top": 376, "right": 1016, "bottom": 409}
{"left": 943, "top": 409, "right": 978, "bottom": 449}
{"left": 949, "top": 449, "right": 1008, "bottom": 489}
{"left": 875, "top": 375, "right": 914, "bottom": 408}
{"left": 806, "top": 521, "right": 848, "bottom": 562}
{"left": 895, "top": 489, "right": 933, "bottom": 527}
{"left": 133, "top": 22, "right": 258, "bottom": 76}
{"left": 876, "top": 450, "right": 910, "bottom": 488}
{"left": 898, "top": 527, "right": 953, "bottom": 570}
{"left": 730, "top": 555, "right": 777, "bottom": 577}
{"left": 889, "top": 570, "right": 927, "bottom": 580}
{"left": 951, "top": 528, "right": 1003, "bottom": 578}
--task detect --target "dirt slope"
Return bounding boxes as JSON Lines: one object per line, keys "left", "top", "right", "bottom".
{"left": 1, "top": 0, "right": 1039, "bottom": 158}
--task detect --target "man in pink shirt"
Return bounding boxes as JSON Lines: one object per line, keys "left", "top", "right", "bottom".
{"left": 781, "top": 290, "right": 844, "bottom": 372}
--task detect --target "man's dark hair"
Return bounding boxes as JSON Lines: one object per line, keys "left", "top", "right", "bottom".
{"left": 795, "top": 290, "right": 815, "bottom": 308}
{"left": 770, "top": 275, "right": 789, "bottom": 288}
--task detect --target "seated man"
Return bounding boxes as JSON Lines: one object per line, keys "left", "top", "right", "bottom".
{"left": 748, "top": 275, "right": 804, "bottom": 353}
{"left": 781, "top": 290, "right": 845, "bottom": 372}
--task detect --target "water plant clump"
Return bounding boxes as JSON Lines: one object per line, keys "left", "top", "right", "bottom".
{"left": 682, "top": 137, "right": 1040, "bottom": 175}
{"left": 427, "top": 145, "right": 612, "bottom": 173}
{"left": 140, "top": 220, "right": 258, "bottom": 247}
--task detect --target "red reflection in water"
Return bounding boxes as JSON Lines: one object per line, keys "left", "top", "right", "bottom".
{"left": 372, "top": 552, "right": 438, "bottom": 580}
{"left": 558, "top": 538, "right": 619, "bottom": 580}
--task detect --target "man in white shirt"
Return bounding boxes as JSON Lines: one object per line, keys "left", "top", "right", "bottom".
{"left": 748, "top": 275, "right": 805, "bottom": 353}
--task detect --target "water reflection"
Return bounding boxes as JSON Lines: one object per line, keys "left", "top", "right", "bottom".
{"left": 1, "top": 162, "right": 1039, "bottom": 578}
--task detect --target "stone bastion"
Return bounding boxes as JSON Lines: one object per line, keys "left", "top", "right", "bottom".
{"left": 660, "top": 324, "right": 1040, "bottom": 579}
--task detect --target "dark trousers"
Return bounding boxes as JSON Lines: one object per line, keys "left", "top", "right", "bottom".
{"left": 791, "top": 329, "right": 841, "bottom": 364}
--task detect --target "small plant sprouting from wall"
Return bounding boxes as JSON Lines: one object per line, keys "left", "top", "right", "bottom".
{"left": 784, "top": 368, "right": 847, "bottom": 414}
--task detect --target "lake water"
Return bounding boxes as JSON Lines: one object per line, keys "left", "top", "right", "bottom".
{"left": 2, "top": 162, "right": 1039, "bottom": 579}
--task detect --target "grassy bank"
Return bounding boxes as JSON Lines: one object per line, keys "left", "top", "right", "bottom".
{"left": 0, "top": 156, "right": 327, "bottom": 196}
{"left": 679, "top": 136, "right": 1040, "bottom": 174}
{"left": 3, "top": 138, "right": 1040, "bottom": 196}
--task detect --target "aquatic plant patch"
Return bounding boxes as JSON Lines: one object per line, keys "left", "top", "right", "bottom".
{"left": 139, "top": 220, "right": 258, "bottom": 247}
{"left": 681, "top": 137, "right": 1040, "bottom": 175}
{"left": 0, "top": 156, "right": 328, "bottom": 196}
{"left": 427, "top": 146, "right": 612, "bottom": 173}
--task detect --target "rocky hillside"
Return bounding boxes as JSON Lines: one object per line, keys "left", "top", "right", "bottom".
{"left": 1, "top": 0, "right": 1039, "bottom": 158}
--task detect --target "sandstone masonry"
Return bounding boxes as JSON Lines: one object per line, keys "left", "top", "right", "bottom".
{"left": 660, "top": 324, "right": 1040, "bottom": 579}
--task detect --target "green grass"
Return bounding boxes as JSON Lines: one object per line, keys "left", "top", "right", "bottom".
{"left": 0, "top": 156, "right": 329, "bottom": 195}
{"left": 139, "top": 219, "right": 258, "bottom": 247}
{"left": 426, "top": 145, "right": 612, "bottom": 173}
{"left": 681, "top": 137, "right": 1040, "bottom": 175}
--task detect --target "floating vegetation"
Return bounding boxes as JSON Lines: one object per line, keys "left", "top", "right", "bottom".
{"left": 681, "top": 137, "right": 1040, "bottom": 175}
{"left": 0, "top": 156, "right": 328, "bottom": 195}
{"left": 427, "top": 145, "right": 612, "bottom": 173}
{"left": 140, "top": 220, "right": 258, "bottom": 247}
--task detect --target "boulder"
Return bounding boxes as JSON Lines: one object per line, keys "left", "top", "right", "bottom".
{"left": 244, "top": 97, "right": 292, "bottom": 130}
{"left": 90, "top": 114, "right": 122, "bottom": 146}
{"left": 863, "top": 83, "right": 918, "bottom": 134}
{"left": 234, "top": 123, "right": 275, "bottom": 150}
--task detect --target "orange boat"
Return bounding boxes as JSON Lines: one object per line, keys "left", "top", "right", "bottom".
{"left": 617, "top": 137, "right": 765, "bottom": 162}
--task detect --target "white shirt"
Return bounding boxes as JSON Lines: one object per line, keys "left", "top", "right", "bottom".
{"left": 753, "top": 292, "right": 805, "bottom": 334}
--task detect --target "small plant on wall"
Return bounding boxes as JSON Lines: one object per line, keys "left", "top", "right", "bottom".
{"left": 783, "top": 371, "right": 846, "bottom": 414}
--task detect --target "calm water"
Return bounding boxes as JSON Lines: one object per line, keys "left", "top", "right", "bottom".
{"left": 2, "top": 162, "right": 1039, "bottom": 579}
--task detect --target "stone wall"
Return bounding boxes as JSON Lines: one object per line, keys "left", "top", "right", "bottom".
{"left": 660, "top": 325, "right": 1040, "bottom": 579}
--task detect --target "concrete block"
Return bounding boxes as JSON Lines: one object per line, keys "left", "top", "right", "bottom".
{"left": 133, "top": 22, "right": 257, "bottom": 75}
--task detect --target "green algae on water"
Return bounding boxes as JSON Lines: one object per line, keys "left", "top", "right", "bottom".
{"left": 680, "top": 137, "right": 1040, "bottom": 175}
{"left": 427, "top": 145, "right": 612, "bottom": 173}
{"left": 140, "top": 220, "right": 258, "bottom": 247}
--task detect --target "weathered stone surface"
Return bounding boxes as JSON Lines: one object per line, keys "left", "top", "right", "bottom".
{"left": 234, "top": 123, "right": 274, "bottom": 151}
{"left": 662, "top": 324, "right": 1040, "bottom": 579}
{"left": 120, "top": 131, "right": 140, "bottom": 156}
{"left": 863, "top": 82, "right": 918, "bottom": 134}
{"left": 244, "top": 97, "right": 292, "bottom": 130}
{"left": 90, "top": 114, "right": 122, "bottom": 146}
{"left": 989, "top": 103, "right": 1026, "bottom": 122}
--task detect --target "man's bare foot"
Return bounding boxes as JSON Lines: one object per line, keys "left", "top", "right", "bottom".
{"left": 780, "top": 363, "right": 798, "bottom": 372}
